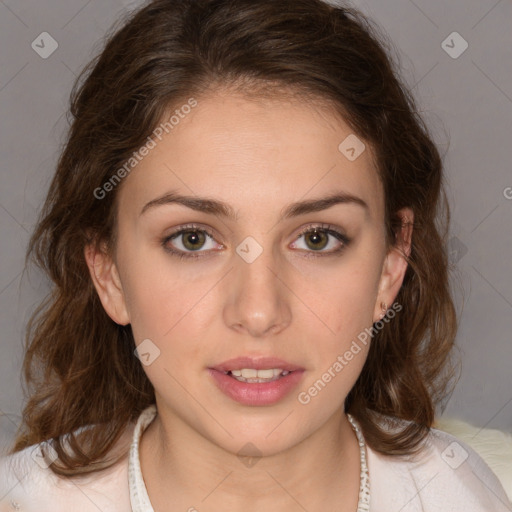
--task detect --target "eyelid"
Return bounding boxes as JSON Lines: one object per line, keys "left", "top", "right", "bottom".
{"left": 294, "top": 223, "right": 346, "bottom": 239}
{"left": 166, "top": 222, "right": 217, "bottom": 239}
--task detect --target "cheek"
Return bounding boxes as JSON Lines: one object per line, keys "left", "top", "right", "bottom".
{"left": 116, "top": 242, "right": 187, "bottom": 340}
{"left": 295, "top": 265, "right": 379, "bottom": 408}
{"left": 300, "top": 255, "right": 382, "bottom": 343}
{"left": 332, "top": 272, "right": 379, "bottom": 332}
{"left": 118, "top": 245, "right": 219, "bottom": 360}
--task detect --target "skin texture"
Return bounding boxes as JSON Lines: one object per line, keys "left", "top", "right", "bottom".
{"left": 85, "top": 89, "right": 413, "bottom": 511}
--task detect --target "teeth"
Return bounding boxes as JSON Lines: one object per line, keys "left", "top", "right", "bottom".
{"left": 235, "top": 368, "right": 282, "bottom": 378}
{"left": 228, "top": 368, "right": 291, "bottom": 383}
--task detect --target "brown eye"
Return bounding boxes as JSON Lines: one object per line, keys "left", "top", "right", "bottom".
{"left": 304, "top": 229, "right": 329, "bottom": 251}
{"left": 162, "top": 224, "right": 222, "bottom": 260}
{"left": 291, "top": 225, "right": 351, "bottom": 257}
{"left": 180, "top": 230, "right": 207, "bottom": 251}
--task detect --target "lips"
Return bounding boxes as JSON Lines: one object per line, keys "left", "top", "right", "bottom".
{"left": 208, "top": 356, "right": 305, "bottom": 406}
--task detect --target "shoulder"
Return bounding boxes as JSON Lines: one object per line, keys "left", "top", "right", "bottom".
{"left": 366, "top": 420, "right": 512, "bottom": 512}
{"left": 0, "top": 429, "right": 134, "bottom": 512}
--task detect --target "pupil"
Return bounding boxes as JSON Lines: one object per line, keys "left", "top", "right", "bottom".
{"left": 184, "top": 230, "right": 204, "bottom": 250}
{"left": 307, "top": 230, "right": 327, "bottom": 250}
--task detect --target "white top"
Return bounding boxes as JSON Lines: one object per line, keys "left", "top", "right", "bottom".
{"left": 1, "top": 405, "right": 511, "bottom": 512}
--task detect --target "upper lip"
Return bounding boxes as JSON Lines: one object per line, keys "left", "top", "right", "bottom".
{"left": 210, "top": 356, "right": 305, "bottom": 372}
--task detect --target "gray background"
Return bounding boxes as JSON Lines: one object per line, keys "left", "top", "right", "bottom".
{"left": 1, "top": 0, "right": 511, "bottom": 451}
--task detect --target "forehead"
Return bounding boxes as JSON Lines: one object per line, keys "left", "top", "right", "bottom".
{"left": 117, "top": 90, "right": 384, "bottom": 222}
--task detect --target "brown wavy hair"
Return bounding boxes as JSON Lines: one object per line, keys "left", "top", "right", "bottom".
{"left": 12, "top": 0, "right": 459, "bottom": 476}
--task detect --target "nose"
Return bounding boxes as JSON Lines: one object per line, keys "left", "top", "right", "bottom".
{"left": 223, "top": 243, "right": 292, "bottom": 338}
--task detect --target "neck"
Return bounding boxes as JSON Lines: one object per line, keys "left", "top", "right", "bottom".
{"left": 139, "top": 403, "right": 362, "bottom": 512}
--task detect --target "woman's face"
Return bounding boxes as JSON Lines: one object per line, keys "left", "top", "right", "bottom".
{"left": 89, "top": 89, "right": 411, "bottom": 456}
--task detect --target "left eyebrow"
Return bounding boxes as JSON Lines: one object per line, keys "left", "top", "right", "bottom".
{"left": 139, "top": 190, "right": 369, "bottom": 221}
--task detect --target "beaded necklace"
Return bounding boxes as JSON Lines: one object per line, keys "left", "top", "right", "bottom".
{"left": 129, "top": 406, "right": 370, "bottom": 511}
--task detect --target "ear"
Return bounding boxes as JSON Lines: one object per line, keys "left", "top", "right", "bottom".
{"left": 84, "top": 240, "right": 130, "bottom": 325}
{"left": 373, "top": 207, "right": 414, "bottom": 323}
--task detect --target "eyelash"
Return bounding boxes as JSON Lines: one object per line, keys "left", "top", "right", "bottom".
{"left": 161, "top": 223, "right": 351, "bottom": 260}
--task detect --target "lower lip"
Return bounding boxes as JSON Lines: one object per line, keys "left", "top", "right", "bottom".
{"left": 208, "top": 369, "right": 305, "bottom": 406}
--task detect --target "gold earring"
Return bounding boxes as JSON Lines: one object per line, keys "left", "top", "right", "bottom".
{"left": 380, "top": 302, "right": 388, "bottom": 319}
